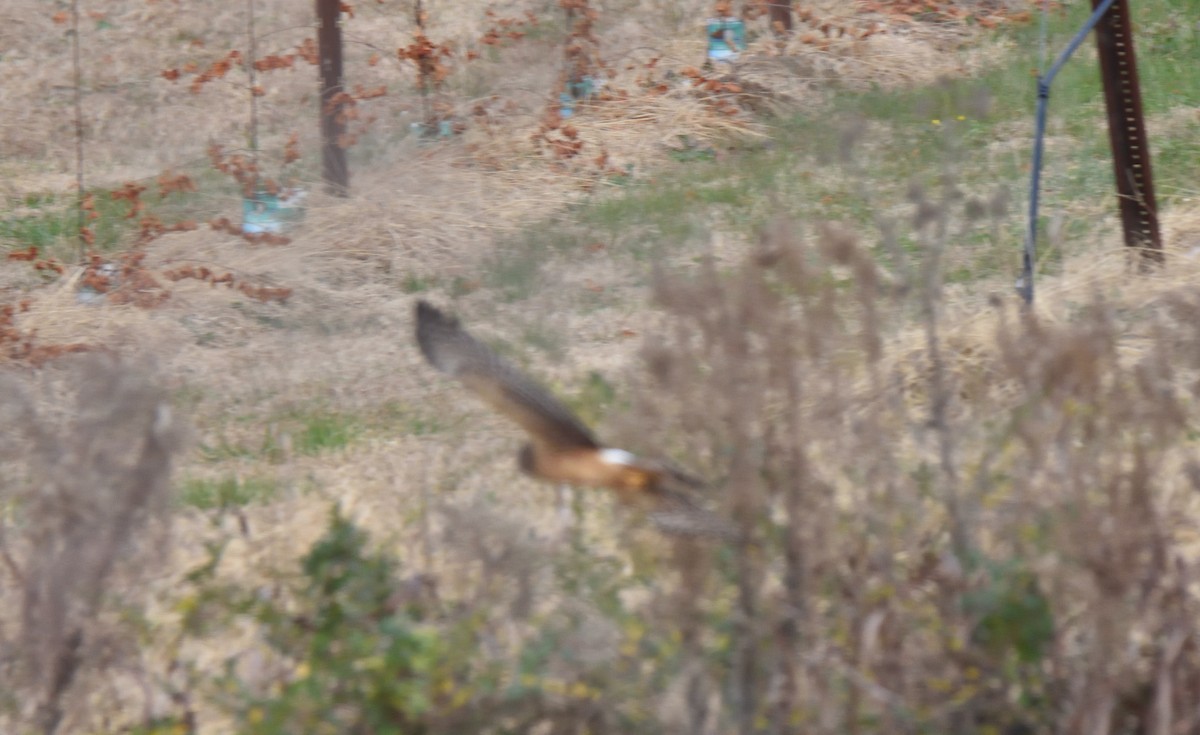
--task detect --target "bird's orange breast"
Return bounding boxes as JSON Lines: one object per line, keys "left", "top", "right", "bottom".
{"left": 527, "top": 447, "right": 657, "bottom": 500}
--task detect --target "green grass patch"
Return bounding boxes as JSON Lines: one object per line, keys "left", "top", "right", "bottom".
{"left": 285, "top": 401, "right": 448, "bottom": 452}
{"left": 1143, "top": 117, "right": 1200, "bottom": 206}
{"left": 483, "top": 245, "right": 545, "bottom": 302}
{"left": 198, "top": 401, "right": 442, "bottom": 467}
{"left": 293, "top": 410, "right": 361, "bottom": 455}
{"left": 198, "top": 409, "right": 357, "bottom": 462}
{"left": 373, "top": 400, "right": 447, "bottom": 436}
{"left": 482, "top": 224, "right": 585, "bottom": 301}
{"left": 1, "top": 181, "right": 209, "bottom": 261}
{"left": 1, "top": 190, "right": 127, "bottom": 257}
{"left": 564, "top": 371, "right": 617, "bottom": 428}
{"left": 181, "top": 475, "right": 280, "bottom": 509}
{"left": 578, "top": 162, "right": 753, "bottom": 248}
{"left": 400, "top": 272, "right": 479, "bottom": 297}
{"left": 198, "top": 429, "right": 280, "bottom": 463}
{"left": 521, "top": 319, "right": 568, "bottom": 362}
{"left": 401, "top": 272, "right": 437, "bottom": 294}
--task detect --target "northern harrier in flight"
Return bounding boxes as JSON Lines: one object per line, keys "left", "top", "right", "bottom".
{"left": 415, "top": 300, "right": 732, "bottom": 538}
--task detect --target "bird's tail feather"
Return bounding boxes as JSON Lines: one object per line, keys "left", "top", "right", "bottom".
{"left": 646, "top": 486, "right": 737, "bottom": 540}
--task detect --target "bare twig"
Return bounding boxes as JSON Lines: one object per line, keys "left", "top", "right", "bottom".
{"left": 0, "top": 520, "right": 24, "bottom": 588}
{"left": 247, "top": 0, "right": 260, "bottom": 194}
{"left": 918, "top": 182, "right": 970, "bottom": 561}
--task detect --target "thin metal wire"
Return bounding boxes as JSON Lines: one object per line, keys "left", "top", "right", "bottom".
{"left": 71, "top": 0, "right": 86, "bottom": 263}
{"left": 247, "top": 0, "right": 259, "bottom": 195}
{"left": 1019, "top": 0, "right": 1117, "bottom": 305}
{"left": 1038, "top": 0, "right": 1049, "bottom": 73}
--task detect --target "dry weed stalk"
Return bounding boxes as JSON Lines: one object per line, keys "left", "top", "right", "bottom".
{"left": 399, "top": 0, "right": 454, "bottom": 133}
{"left": 0, "top": 357, "right": 184, "bottom": 734}
{"left": 632, "top": 201, "right": 1200, "bottom": 731}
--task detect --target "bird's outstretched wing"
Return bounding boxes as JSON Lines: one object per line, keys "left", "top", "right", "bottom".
{"left": 416, "top": 300, "right": 734, "bottom": 539}
{"left": 415, "top": 300, "right": 598, "bottom": 452}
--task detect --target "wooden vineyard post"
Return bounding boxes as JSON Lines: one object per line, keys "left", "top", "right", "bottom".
{"left": 317, "top": 0, "right": 348, "bottom": 195}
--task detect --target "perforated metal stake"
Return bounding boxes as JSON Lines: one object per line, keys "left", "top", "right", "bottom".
{"left": 1091, "top": 0, "right": 1162, "bottom": 265}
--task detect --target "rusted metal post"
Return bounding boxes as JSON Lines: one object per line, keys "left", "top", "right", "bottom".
{"left": 317, "top": 0, "right": 348, "bottom": 195}
{"left": 1091, "top": 0, "right": 1162, "bottom": 265}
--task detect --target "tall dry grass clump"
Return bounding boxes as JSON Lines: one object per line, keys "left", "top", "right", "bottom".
{"left": 0, "top": 357, "right": 184, "bottom": 734}
{"left": 620, "top": 195, "right": 1200, "bottom": 732}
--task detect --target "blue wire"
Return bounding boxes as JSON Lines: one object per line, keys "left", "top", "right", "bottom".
{"left": 1019, "top": 0, "right": 1117, "bottom": 305}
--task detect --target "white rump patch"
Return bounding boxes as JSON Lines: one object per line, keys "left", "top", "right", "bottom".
{"left": 600, "top": 448, "right": 638, "bottom": 467}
